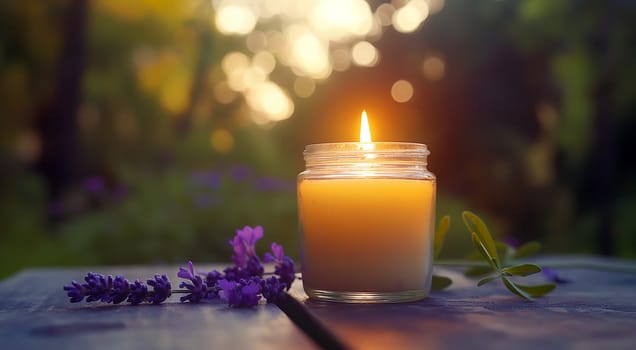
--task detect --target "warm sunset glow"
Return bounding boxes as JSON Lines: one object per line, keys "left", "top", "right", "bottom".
{"left": 360, "top": 110, "right": 372, "bottom": 143}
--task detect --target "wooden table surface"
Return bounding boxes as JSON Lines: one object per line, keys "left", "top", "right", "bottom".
{"left": 1, "top": 257, "right": 635, "bottom": 349}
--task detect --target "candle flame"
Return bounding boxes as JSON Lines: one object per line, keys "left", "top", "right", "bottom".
{"left": 360, "top": 110, "right": 372, "bottom": 143}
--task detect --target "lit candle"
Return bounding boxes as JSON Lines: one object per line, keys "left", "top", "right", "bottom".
{"left": 297, "top": 111, "right": 436, "bottom": 303}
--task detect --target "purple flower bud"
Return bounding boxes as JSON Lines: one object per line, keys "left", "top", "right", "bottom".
{"left": 127, "top": 279, "right": 148, "bottom": 305}
{"left": 218, "top": 278, "right": 262, "bottom": 308}
{"left": 275, "top": 257, "right": 296, "bottom": 291}
{"left": 109, "top": 275, "right": 130, "bottom": 304}
{"left": 229, "top": 226, "right": 264, "bottom": 268}
{"left": 202, "top": 270, "right": 223, "bottom": 288}
{"left": 264, "top": 243, "right": 296, "bottom": 290}
{"left": 84, "top": 273, "right": 113, "bottom": 303}
{"left": 179, "top": 276, "right": 210, "bottom": 303}
{"left": 264, "top": 242, "right": 285, "bottom": 263}
{"left": 260, "top": 276, "right": 287, "bottom": 304}
{"left": 178, "top": 261, "right": 196, "bottom": 281}
{"left": 146, "top": 274, "right": 171, "bottom": 304}
{"left": 63, "top": 281, "right": 87, "bottom": 303}
{"left": 178, "top": 262, "right": 220, "bottom": 302}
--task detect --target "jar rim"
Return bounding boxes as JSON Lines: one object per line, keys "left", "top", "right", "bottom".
{"left": 304, "top": 142, "right": 429, "bottom": 156}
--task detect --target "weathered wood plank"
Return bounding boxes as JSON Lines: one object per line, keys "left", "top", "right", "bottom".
{"left": 0, "top": 266, "right": 317, "bottom": 350}
{"left": 288, "top": 256, "right": 636, "bottom": 350}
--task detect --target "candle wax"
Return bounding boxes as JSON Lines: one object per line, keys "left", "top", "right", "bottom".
{"left": 298, "top": 177, "right": 435, "bottom": 292}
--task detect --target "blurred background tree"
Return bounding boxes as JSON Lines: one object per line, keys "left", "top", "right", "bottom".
{"left": 1, "top": 0, "right": 634, "bottom": 278}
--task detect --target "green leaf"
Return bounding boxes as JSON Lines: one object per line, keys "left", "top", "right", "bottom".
{"left": 512, "top": 241, "right": 542, "bottom": 259}
{"left": 471, "top": 232, "right": 498, "bottom": 270}
{"left": 462, "top": 211, "right": 499, "bottom": 267}
{"left": 434, "top": 216, "right": 451, "bottom": 259}
{"left": 502, "top": 263, "right": 542, "bottom": 277}
{"left": 431, "top": 275, "right": 453, "bottom": 290}
{"left": 514, "top": 283, "right": 557, "bottom": 297}
{"left": 477, "top": 275, "right": 500, "bottom": 287}
{"left": 464, "top": 266, "right": 495, "bottom": 277}
{"left": 501, "top": 276, "right": 533, "bottom": 300}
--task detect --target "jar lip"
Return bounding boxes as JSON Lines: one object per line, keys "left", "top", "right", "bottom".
{"left": 304, "top": 142, "right": 429, "bottom": 155}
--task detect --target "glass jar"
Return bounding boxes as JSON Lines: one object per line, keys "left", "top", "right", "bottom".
{"left": 297, "top": 142, "right": 436, "bottom": 303}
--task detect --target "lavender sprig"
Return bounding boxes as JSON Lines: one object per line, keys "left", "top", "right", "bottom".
{"left": 63, "top": 225, "right": 297, "bottom": 308}
{"left": 64, "top": 273, "right": 172, "bottom": 305}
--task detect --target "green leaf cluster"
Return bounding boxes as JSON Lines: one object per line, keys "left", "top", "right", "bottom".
{"left": 462, "top": 211, "right": 556, "bottom": 300}
{"left": 431, "top": 211, "right": 557, "bottom": 300}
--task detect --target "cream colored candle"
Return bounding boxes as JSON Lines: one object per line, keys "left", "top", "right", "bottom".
{"left": 297, "top": 111, "right": 436, "bottom": 303}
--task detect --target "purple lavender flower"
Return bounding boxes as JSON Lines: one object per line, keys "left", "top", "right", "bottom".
{"left": 202, "top": 270, "right": 223, "bottom": 288}
{"left": 264, "top": 242, "right": 285, "bottom": 263}
{"left": 179, "top": 276, "right": 212, "bottom": 303}
{"left": 178, "top": 261, "right": 219, "bottom": 302}
{"left": 264, "top": 243, "right": 296, "bottom": 290}
{"left": 542, "top": 267, "right": 571, "bottom": 284}
{"left": 178, "top": 261, "right": 197, "bottom": 281}
{"left": 275, "top": 257, "right": 296, "bottom": 291}
{"left": 127, "top": 279, "right": 148, "bottom": 305}
{"left": 260, "top": 276, "right": 287, "bottom": 304}
{"left": 223, "top": 266, "right": 242, "bottom": 282}
{"left": 246, "top": 256, "right": 264, "bottom": 277}
{"left": 63, "top": 281, "right": 87, "bottom": 303}
{"left": 109, "top": 275, "right": 130, "bottom": 304}
{"left": 62, "top": 225, "right": 296, "bottom": 309}
{"left": 229, "top": 226, "right": 264, "bottom": 268}
{"left": 222, "top": 257, "right": 263, "bottom": 282}
{"left": 218, "top": 278, "right": 262, "bottom": 308}
{"left": 84, "top": 273, "right": 113, "bottom": 303}
{"left": 229, "top": 165, "right": 252, "bottom": 182}
{"left": 146, "top": 274, "right": 171, "bottom": 304}
{"left": 190, "top": 170, "right": 222, "bottom": 188}
{"left": 83, "top": 176, "right": 106, "bottom": 194}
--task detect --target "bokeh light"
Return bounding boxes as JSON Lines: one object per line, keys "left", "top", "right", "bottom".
{"left": 215, "top": 4, "right": 257, "bottom": 35}
{"left": 308, "top": 0, "right": 373, "bottom": 41}
{"left": 421, "top": 55, "right": 446, "bottom": 81}
{"left": 246, "top": 81, "right": 294, "bottom": 122}
{"left": 351, "top": 41, "right": 379, "bottom": 67}
{"left": 391, "top": 79, "right": 414, "bottom": 103}
{"left": 207, "top": 0, "right": 445, "bottom": 126}
{"left": 392, "top": 0, "right": 429, "bottom": 33}
{"left": 285, "top": 24, "right": 331, "bottom": 79}
{"left": 210, "top": 128, "right": 235, "bottom": 153}
{"left": 253, "top": 51, "right": 276, "bottom": 74}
